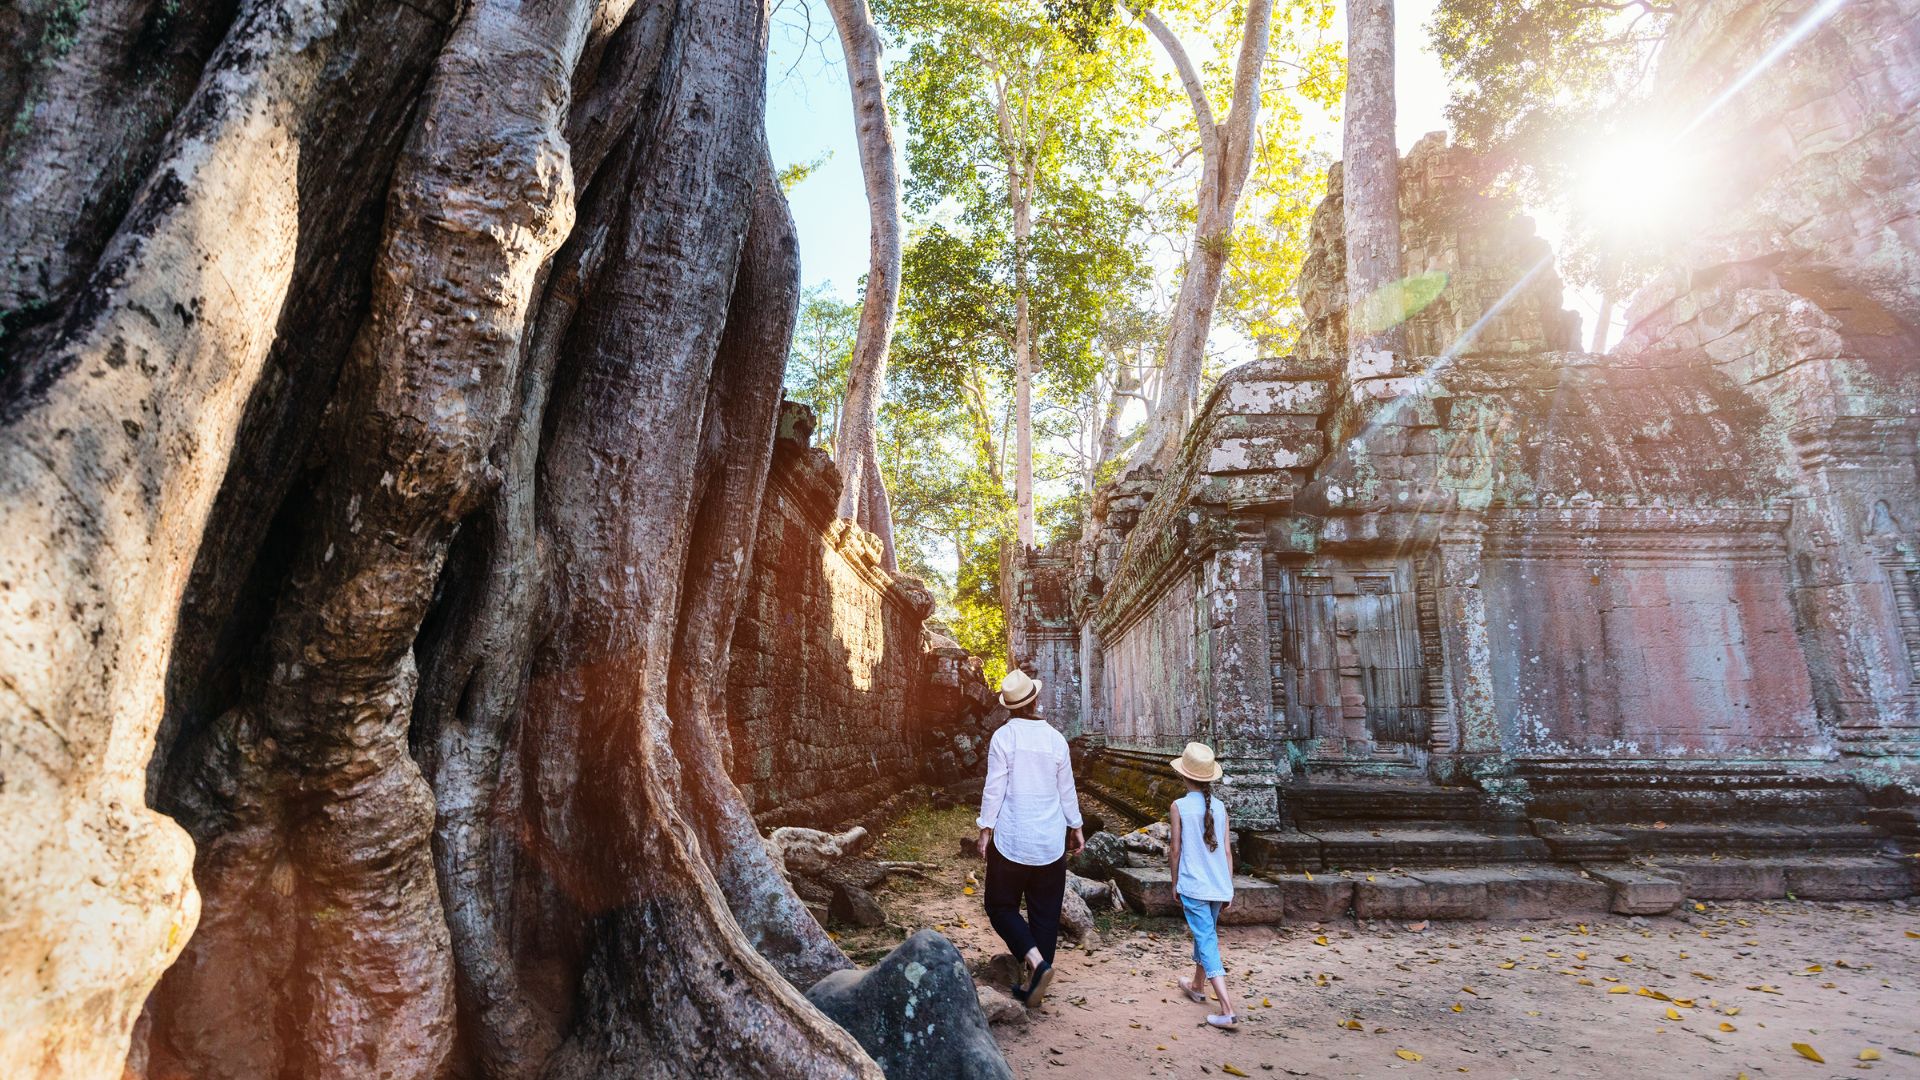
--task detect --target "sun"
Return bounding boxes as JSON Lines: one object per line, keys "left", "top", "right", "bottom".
{"left": 1573, "top": 132, "right": 1701, "bottom": 240}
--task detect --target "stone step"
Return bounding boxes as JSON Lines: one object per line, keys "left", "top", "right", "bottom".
{"left": 1116, "top": 853, "right": 1917, "bottom": 925}
{"left": 1284, "top": 781, "right": 1487, "bottom": 823}
{"left": 1652, "top": 854, "right": 1919, "bottom": 901}
{"left": 1244, "top": 823, "right": 1550, "bottom": 871}
{"left": 1534, "top": 820, "right": 1884, "bottom": 861}
{"left": 1109, "top": 867, "right": 1283, "bottom": 924}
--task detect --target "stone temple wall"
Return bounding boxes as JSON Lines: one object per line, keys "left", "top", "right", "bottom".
{"left": 726, "top": 405, "right": 997, "bottom": 828}
{"left": 1039, "top": 0, "right": 1920, "bottom": 827}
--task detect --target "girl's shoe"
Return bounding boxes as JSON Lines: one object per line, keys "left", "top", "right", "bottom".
{"left": 1023, "top": 959, "right": 1055, "bottom": 1010}
{"left": 1206, "top": 1013, "right": 1238, "bottom": 1029}
{"left": 1177, "top": 977, "right": 1207, "bottom": 1004}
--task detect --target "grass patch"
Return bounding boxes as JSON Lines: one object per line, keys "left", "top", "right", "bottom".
{"left": 874, "top": 802, "right": 977, "bottom": 863}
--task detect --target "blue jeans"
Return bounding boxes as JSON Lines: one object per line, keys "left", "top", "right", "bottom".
{"left": 1181, "top": 894, "right": 1225, "bottom": 979}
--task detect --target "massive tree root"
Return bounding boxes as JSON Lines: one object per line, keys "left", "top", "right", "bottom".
{"left": 2, "top": 0, "right": 887, "bottom": 1076}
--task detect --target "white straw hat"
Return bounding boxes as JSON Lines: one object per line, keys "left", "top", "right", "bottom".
{"left": 999, "top": 669, "right": 1041, "bottom": 710}
{"left": 1170, "top": 741, "right": 1223, "bottom": 783}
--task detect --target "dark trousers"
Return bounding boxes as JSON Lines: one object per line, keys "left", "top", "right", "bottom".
{"left": 984, "top": 845, "right": 1067, "bottom": 967}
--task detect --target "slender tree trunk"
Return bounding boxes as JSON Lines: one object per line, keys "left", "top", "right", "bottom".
{"left": 1131, "top": 0, "right": 1275, "bottom": 468}
{"left": 825, "top": 0, "right": 901, "bottom": 569}
{"left": 1342, "top": 0, "right": 1405, "bottom": 381}
{"left": 1013, "top": 190, "right": 1036, "bottom": 547}
{"left": 1591, "top": 290, "right": 1615, "bottom": 352}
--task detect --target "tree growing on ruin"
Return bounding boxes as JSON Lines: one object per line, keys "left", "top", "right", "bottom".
{"left": 826, "top": 0, "right": 905, "bottom": 568}
{"left": 0, "top": 1, "right": 886, "bottom": 1076}
{"left": 1342, "top": 0, "right": 1408, "bottom": 378}
{"left": 1117, "top": 0, "right": 1343, "bottom": 465}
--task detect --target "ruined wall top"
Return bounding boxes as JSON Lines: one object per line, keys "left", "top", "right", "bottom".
{"left": 1297, "top": 132, "right": 1580, "bottom": 365}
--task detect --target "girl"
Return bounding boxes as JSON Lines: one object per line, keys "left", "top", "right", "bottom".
{"left": 1168, "top": 741, "right": 1239, "bottom": 1029}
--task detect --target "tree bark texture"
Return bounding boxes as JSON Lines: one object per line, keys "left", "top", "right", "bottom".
{"left": 0, "top": 0, "right": 887, "bottom": 1077}
{"left": 825, "top": 0, "right": 902, "bottom": 570}
{"left": 1341, "top": 0, "right": 1406, "bottom": 380}
{"left": 1132, "top": 0, "right": 1275, "bottom": 470}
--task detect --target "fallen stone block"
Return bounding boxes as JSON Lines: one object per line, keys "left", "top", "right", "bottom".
{"left": 829, "top": 881, "right": 887, "bottom": 929}
{"left": 1354, "top": 873, "right": 1489, "bottom": 920}
{"left": 1586, "top": 865, "right": 1685, "bottom": 914}
{"left": 807, "top": 930, "right": 1013, "bottom": 1079}
{"left": 1112, "top": 866, "right": 1179, "bottom": 917}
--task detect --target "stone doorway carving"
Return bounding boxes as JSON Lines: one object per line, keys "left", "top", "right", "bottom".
{"left": 1268, "top": 558, "right": 1431, "bottom": 758}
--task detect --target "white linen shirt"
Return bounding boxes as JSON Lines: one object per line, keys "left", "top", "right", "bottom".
{"left": 976, "top": 717, "right": 1083, "bottom": 866}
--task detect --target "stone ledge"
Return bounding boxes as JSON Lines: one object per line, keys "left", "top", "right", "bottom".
{"left": 1110, "top": 867, "right": 1283, "bottom": 924}
{"left": 1583, "top": 864, "right": 1685, "bottom": 914}
{"left": 1644, "top": 855, "right": 1917, "bottom": 901}
{"left": 1352, "top": 865, "right": 1611, "bottom": 921}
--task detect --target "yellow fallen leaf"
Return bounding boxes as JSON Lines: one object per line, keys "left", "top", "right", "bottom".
{"left": 1498, "top": 962, "right": 1516, "bottom": 970}
{"left": 1616, "top": 954, "right": 1633, "bottom": 963}
{"left": 1665, "top": 1007, "right": 1682, "bottom": 1020}
{"left": 1576, "top": 924, "right": 1589, "bottom": 934}
{"left": 1723, "top": 1006, "right": 1741, "bottom": 1016}
{"left": 1461, "top": 986, "right": 1478, "bottom": 995}
{"left": 1223, "top": 1066, "right": 1251, "bottom": 1078}
{"left": 962, "top": 886, "right": 975, "bottom": 895}
{"left": 1156, "top": 1045, "right": 1166, "bottom": 1051}
{"left": 1451, "top": 1003, "right": 1463, "bottom": 1013}
{"left": 1315, "top": 935, "right": 1330, "bottom": 946}
{"left": 1341, "top": 1019, "right": 1364, "bottom": 1030}
{"left": 1861, "top": 1049, "right": 1882, "bottom": 1061}
{"left": 1693, "top": 903, "right": 1706, "bottom": 912}
{"left": 1574, "top": 951, "right": 1588, "bottom": 961}
{"left": 1671, "top": 998, "right": 1694, "bottom": 1008}
{"left": 1576, "top": 978, "right": 1594, "bottom": 986}
{"left": 1719, "top": 1023, "right": 1736, "bottom": 1032}
{"left": 1367, "top": 875, "right": 1376, "bottom": 882}
{"left": 1262, "top": 997, "right": 1272, "bottom": 1008}
{"left": 1607, "top": 986, "right": 1631, "bottom": 994}
{"left": 1906, "top": 930, "right": 1919, "bottom": 939}
{"left": 1792, "top": 1043, "right": 1824, "bottom": 1063}
{"left": 1804, "top": 964, "right": 1823, "bottom": 973}
{"left": 1395, "top": 1049, "right": 1423, "bottom": 1062}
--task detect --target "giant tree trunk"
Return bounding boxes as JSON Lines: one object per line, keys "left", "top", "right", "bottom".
{"left": 826, "top": 0, "right": 902, "bottom": 569}
{"left": 1, "top": 0, "right": 886, "bottom": 1077}
{"left": 1131, "top": 0, "right": 1274, "bottom": 469}
{"left": 1341, "top": 0, "right": 1406, "bottom": 380}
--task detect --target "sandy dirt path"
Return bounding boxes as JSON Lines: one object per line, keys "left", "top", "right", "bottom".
{"left": 846, "top": 808, "right": 1920, "bottom": 1080}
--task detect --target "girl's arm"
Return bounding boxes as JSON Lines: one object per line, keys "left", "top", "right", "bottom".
{"left": 1167, "top": 803, "right": 1182, "bottom": 892}
{"left": 1221, "top": 804, "right": 1233, "bottom": 880}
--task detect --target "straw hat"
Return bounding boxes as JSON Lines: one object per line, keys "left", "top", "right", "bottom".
{"left": 1170, "top": 741, "right": 1223, "bottom": 783}
{"left": 999, "top": 669, "right": 1041, "bottom": 710}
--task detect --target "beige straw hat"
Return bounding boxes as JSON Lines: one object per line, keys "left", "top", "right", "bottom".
{"left": 1170, "top": 741, "right": 1223, "bottom": 783}
{"left": 999, "top": 669, "right": 1041, "bottom": 710}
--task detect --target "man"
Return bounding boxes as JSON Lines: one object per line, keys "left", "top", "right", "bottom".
{"left": 976, "top": 668, "right": 1084, "bottom": 1010}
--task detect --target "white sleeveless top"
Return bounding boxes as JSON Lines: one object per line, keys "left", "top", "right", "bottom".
{"left": 1173, "top": 790, "right": 1233, "bottom": 902}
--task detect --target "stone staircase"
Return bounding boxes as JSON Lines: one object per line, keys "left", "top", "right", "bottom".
{"left": 1096, "top": 768, "right": 1919, "bottom": 923}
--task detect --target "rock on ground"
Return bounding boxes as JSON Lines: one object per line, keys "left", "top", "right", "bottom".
{"left": 1058, "top": 884, "right": 1097, "bottom": 942}
{"left": 1069, "top": 830, "right": 1126, "bottom": 880}
{"left": 807, "top": 929, "right": 1014, "bottom": 1080}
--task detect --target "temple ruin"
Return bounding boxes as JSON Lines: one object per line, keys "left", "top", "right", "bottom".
{"left": 1016, "top": 0, "right": 1920, "bottom": 914}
